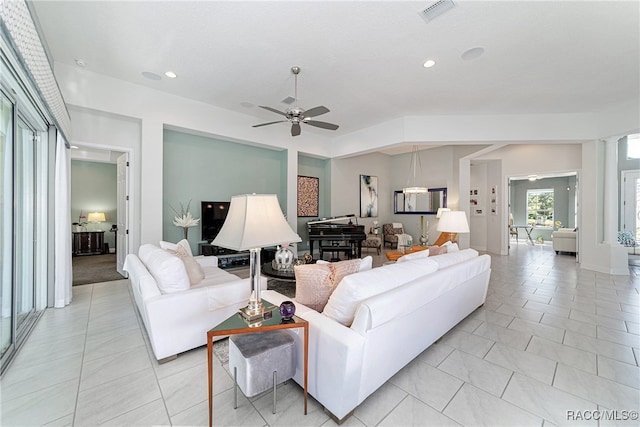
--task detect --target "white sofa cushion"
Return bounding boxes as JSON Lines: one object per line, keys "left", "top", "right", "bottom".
{"left": 138, "top": 244, "right": 190, "bottom": 294}
{"left": 323, "top": 258, "right": 439, "bottom": 326}
{"left": 396, "top": 249, "right": 430, "bottom": 263}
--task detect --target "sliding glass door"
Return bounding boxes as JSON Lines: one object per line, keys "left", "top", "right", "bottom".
{"left": 15, "top": 118, "right": 36, "bottom": 332}
{"left": 1, "top": 92, "right": 13, "bottom": 358}
{"left": 0, "top": 86, "right": 48, "bottom": 372}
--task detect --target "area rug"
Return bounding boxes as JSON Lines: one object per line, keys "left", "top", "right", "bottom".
{"left": 72, "top": 254, "right": 124, "bottom": 286}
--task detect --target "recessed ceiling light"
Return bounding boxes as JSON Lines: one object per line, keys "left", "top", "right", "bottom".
{"left": 461, "top": 47, "right": 485, "bottom": 61}
{"left": 165, "top": 71, "right": 177, "bottom": 79}
{"left": 423, "top": 59, "right": 436, "bottom": 68}
{"left": 142, "top": 71, "right": 162, "bottom": 80}
{"left": 75, "top": 59, "right": 87, "bottom": 68}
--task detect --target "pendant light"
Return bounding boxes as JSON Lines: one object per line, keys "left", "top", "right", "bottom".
{"left": 403, "top": 145, "right": 428, "bottom": 194}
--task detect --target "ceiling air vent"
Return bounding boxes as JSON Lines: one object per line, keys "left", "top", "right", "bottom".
{"left": 419, "top": 0, "right": 455, "bottom": 23}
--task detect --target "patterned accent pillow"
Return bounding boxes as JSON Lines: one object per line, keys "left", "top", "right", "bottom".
{"left": 168, "top": 244, "right": 205, "bottom": 285}
{"left": 428, "top": 245, "right": 448, "bottom": 256}
{"left": 330, "top": 259, "right": 362, "bottom": 287}
{"left": 294, "top": 264, "right": 334, "bottom": 312}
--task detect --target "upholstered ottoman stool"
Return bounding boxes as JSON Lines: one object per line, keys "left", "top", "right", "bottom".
{"left": 229, "top": 330, "right": 296, "bottom": 414}
{"left": 362, "top": 236, "right": 382, "bottom": 255}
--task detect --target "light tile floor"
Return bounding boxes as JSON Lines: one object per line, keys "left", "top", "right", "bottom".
{"left": 2, "top": 243, "right": 639, "bottom": 426}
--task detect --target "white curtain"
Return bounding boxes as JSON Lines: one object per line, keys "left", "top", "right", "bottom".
{"left": 54, "top": 132, "right": 72, "bottom": 307}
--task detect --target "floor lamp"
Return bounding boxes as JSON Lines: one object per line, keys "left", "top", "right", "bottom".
{"left": 436, "top": 210, "right": 469, "bottom": 243}
{"left": 213, "top": 194, "right": 301, "bottom": 322}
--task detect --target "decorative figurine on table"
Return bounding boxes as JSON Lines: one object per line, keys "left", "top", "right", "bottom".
{"left": 279, "top": 301, "right": 296, "bottom": 321}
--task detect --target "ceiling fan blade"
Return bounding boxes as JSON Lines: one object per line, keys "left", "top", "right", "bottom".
{"left": 252, "top": 120, "right": 287, "bottom": 128}
{"left": 304, "top": 120, "right": 339, "bottom": 131}
{"left": 291, "top": 123, "right": 301, "bottom": 136}
{"left": 303, "top": 106, "right": 330, "bottom": 118}
{"left": 259, "top": 105, "right": 287, "bottom": 117}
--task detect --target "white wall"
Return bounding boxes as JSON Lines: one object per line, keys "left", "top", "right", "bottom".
{"left": 469, "top": 163, "right": 488, "bottom": 251}
{"left": 330, "top": 152, "right": 392, "bottom": 234}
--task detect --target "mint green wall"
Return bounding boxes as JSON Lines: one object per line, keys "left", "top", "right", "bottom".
{"left": 297, "top": 154, "right": 331, "bottom": 251}
{"left": 163, "top": 129, "right": 287, "bottom": 253}
{"left": 70, "top": 160, "right": 117, "bottom": 250}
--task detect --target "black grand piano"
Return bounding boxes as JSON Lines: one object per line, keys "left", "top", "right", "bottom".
{"left": 307, "top": 214, "right": 366, "bottom": 261}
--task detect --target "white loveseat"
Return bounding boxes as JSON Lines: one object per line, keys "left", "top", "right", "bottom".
{"left": 261, "top": 248, "right": 491, "bottom": 421}
{"left": 124, "top": 242, "right": 266, "bottom": 361}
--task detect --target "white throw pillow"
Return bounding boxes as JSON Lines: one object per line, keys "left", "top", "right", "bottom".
{"left": 138, "top": 244, "right": 190, "bottom": 294}
{"left": 159, "top": 240, "right": 177, "bottom": 251}
{"left": 397, "top": 249, "right": 430, "bottom": 263}
{"left": 429, "top": 248, "right": 478, "bottom": 269}
{"left": 323, "top": 258, "right": 439, "bottom": 326}
{"left": 444, "top": 242, "right": 460, "bottom": 252}
{"left": 159, "top": 239, "right": 193, "bottom": 257}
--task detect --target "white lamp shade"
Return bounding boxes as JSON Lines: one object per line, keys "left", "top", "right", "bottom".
{"left": 87, "top": 212, "right": 106, "bottom": 222}
{"left": 212, "top": 194, "right": 301, "bottom": 250}
{"left": 436, "top": 211, "right": 470, "bottom": 233}
{"left": 436, "top": 207, "right": 450, "bottom": 219}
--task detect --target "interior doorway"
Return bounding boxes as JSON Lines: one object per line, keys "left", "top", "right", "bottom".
{"left": 507, "top": 172, "right": 579, "bottom": 261}
{"left": 70, "top": 145, "right": 130, "bottom": 284}
{"left": 621, "top": 170, "right": 640, "bottom": 242}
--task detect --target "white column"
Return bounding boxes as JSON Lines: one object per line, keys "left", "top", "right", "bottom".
{"left": 140, "top": 118, "right": 164, "bottom": 245}
{"left": 603, "top": 136, "right": 620, "bottom": 244}
{"left": 286, "top": 147, "right": 299, "bottom": 246}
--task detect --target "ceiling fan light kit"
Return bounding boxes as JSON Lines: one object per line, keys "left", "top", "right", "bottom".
{"left": 252, "top": 66, "right": 339, "bottom": 137}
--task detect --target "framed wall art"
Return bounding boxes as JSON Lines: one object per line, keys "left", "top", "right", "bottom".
{"left": 297, "top": 175, "right": 319, "bottom": 217}
{"left": 359, "top": 174, "right": 378, "bottom": 218}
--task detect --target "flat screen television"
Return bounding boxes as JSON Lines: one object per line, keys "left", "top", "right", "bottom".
{"left": 201, "top": 201, "right": 230, "bottom": 242}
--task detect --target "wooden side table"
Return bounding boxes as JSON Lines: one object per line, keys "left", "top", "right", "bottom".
{"left": 207, "top": 303, "right": 308, "bottom": 426}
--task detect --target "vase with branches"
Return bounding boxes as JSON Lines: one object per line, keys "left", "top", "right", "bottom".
{"left": 171, "top": 200, "right": 200, "bottom": 240}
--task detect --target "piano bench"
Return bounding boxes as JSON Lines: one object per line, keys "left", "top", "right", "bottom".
{"left": 319, "top": 245, "right": 353, "bottom": 261}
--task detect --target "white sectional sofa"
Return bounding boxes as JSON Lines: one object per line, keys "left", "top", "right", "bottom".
{"left": 261, "top": 248, "right": 491, "bottom": 421}
{"left": 124, "top": 242, "right": 266, "bottom": 361}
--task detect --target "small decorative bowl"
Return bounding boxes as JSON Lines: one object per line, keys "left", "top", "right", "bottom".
{"left": 279, "top": 301, "right": 296, "bottom": 320}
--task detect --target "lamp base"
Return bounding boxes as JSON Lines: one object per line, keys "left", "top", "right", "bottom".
{"left": 238, "top": 300, "right": 274, "bottom": 323}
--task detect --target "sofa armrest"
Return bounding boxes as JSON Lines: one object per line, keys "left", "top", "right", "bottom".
{"left": 261, "top": 290, "right": 366, "bottom": 420}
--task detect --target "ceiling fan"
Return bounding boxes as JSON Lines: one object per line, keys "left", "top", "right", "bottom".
{"left": 252, "top": 66, "right": 339, "bottom": 137}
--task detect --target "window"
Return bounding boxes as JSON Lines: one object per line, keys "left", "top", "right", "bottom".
{"left": 627, "top": 134, "right": 640, "bottom": 159}
{"left": 527, "top": 189, "right": 554, "bottom": 227}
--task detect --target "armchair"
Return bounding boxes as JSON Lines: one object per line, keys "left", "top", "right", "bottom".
{"left": 383, "top": 223, "right": 412, "bottom": 249}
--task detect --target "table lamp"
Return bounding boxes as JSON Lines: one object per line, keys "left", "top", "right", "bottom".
{"left": 436, "top": 210, "right": 469, "bottom": 243}
{"left": 87, "top": 212, "right": 106, "bottom": 230}
{"left": 213, "top": 194, "right": 301, "bottom": 322}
